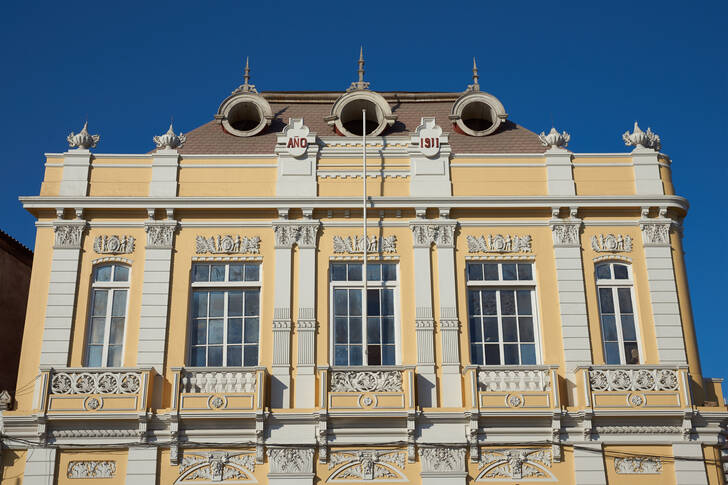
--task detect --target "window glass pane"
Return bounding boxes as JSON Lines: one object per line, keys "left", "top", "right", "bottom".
{"left": 367, "top": 318, "right": 380, "bottom": 344}
{"left": 210, "top": 264, "right": 226, "bottom": 282}
{"left": 192, "top": 292, "right": 208, "bottom": 317}
{"left": 89, "top": 318, "right": 106, "bottom": 344}
{"left": 335, "top": 318, "right": 348, "bottom": 343}
{"left": 617, "top": 288, "right": 633, "bottom": 314}
{"left": 468, "top": 290, "right": 481, "bottom": 315}
{"left": 227, "top": 318, "right": 243, "bottom": 344}
{"left": 468, "top": 263, "right": 483, "bottom": 281}
{"left": 229, "top": 264, "right": 243, "bottom": 281}
{"left": 381, "top": 317, "right": 395, "bottom": 344}
{"left": 349, "top": 290, "right": 362, "bottom": 316}
{"left": 613, "top": 264, "right": 629, "bottom": 279}
{"left": 192, "top": 264, "right": 210, "bottom": 282}
{"left": 366, "top": 263, "right": 381, "bottom": 281}
{"left": 95, "top": 265, "right": 112, "bottom": 282}
{"left": 484, "top": 317, "right": 499, "bottom": 342}
{"left": 335, "top": 346, "right": 348, "bottom": 365}
{"left": 604, "top": 342, "right": 620, "bottom": 364}
{"left": 520, "top": 344, "right": 537, "bottom": 365}
{"left": 349, "top": 318, "right": 362, "bottom": 343}
{"left": 227, "top": 346, "right": 242, "bottom": 366}
{"left": 624, "top": 342, "right": 639, "bottom": 364}
{"left": 334, "top": 289, "right": 348, "bottom": 315}
{"left": 516, "top": 290, "right": 532, "bottom": 315}
{"left": 381, "top": 264, "right": 396, "bottom": 281}
{"left": 192, "top": 320, "right": 206, "bottom": 344}
{"left": 111, "top": 290, "right": 127, "bottom": 317}
{"left": 484, "top": 344, "right": 500, "bottom": 364}
{"left": 209, "top": 292, "right": 224, "bottom": 317}
{"left": 244, "top": 264, "right": 260, "bottom": 282}
{"left": 87, "top": 346, "right": 102, "bottom": 367}
{"left": 620, "top": 315, "right": 636, "bottom": 341}
{"left": 245, "top": 318, "right": 259, "bottom": 344}
{"left": 596, "top": 265, "right": 611, "bottom": 280}
{"left": 517, "top": 264, "right": 533, "bottom": 280}
{"left": 503, "top": 344, "right": 519, "bottom": 364}
{"left": 347, "top": 263, "right": 362, "bottom": 281}
{"left": 518, "top": 317, "right": 534, "bottom": 342}
{"left": 92, "top": 290, "right": 108, "bottom": 317}
{"left": 469, "top": 317, "right": 483, "bottom": 343}
{"left": 502, "top": 317, "right": 518, "bottom": 342}
{"left": 208, "top": 346, "right": 223, "bottom": 366}
{"left": 243, "top": 346, "right": 258, "bottom": 366}
{"left": 190, "top": 346, "right": 206, "bottom": 367}
{"left": 381, "top": 289, "right": 394, "bottom": 316}
{"left": 208, "top": 319, "right": 224, "bottom": 344}
{"left": 381, "top": 345, "right": 395, "bottom": 365}
{"left": 483, "top": 291, "right": 497, "bottom": 315}
{"left": 244, "top": 291, "right": 259, "bottom": 316}
{"left": 599, "top": 288, "right": 615, "bottom": 314}
{"left": 332, "top": 264, "right": 346, "bottom": 281}
{"left": 601, "top": 315, "right": 618, "bottom": 341}
{"left": 500, "top": 291, "right": 516, "bottom": 315}
{"left": 368, "top": 345, "right": 381, "bottom": 365}
{"left": 502, "top": 264, "right": 517, "bottom": 281}
{"left": 228, "top": 291, "right": 243, "bottom": 316}
{"left": 109, "top": 318, "right": 124, "bottom": 344}
{"left": 113, "top": 265, "right": 129, "bottom": 282}
{"left": 367, "top": 290, "right": 380, "bottom": 316}
{"left": 349, "top": 346, "right": 363, "bottom": 366}
{"left": 471, "top": 344, "right": 484, "bottom": 365}
{"left": 483, "top": 264, "right": 499, "bottom": 280}
{"left": 107, "top": 346, "right": 122, "bottom": 367}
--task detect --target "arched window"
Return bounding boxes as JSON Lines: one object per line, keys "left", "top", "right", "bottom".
{"left": 595, "top": 262, "right": 640, "bottom": 365}
{"left": 85, "top": 263, "right": 130, "bottom": 367}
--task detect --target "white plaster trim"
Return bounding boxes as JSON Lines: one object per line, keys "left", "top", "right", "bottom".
{"left": 450, "top": 162, "right": 545, "bottom": 167}
{"left": 451, "top": 153, "right": 546, "bottom": 159}
{"left": 592, "top": 254, "right": 632, "bottom": 263}
{"left": 181, "top": 163, "right": 278, "bottom": 168}
{"left": 181, "top": 154, "right": 278, "bottom": 159}
{"left": 192, "top": 255, "right": 263, "bottom": 262}
{"left": 91, "top": 256, "right": 133, "bottom": 266}
{"left": 90, "top": 163, "right": 152, "bottom": 168}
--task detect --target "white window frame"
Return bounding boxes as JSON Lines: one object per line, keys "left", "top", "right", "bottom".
{"left": 595, "top": 261, "right": 643, "bottom": 365}
{"left": 329, "top": 262, "right": 401, "bottom": 366}
{"left": 188, "top": 262, "right": 262, "bottom": 367}
{"left": 465, "top": 261, "right": 542, "bottom": 366}
{"left": 85, "top": 263, "right": 130, "bottom": 368}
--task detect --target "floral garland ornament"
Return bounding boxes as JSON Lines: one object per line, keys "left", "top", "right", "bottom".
{"left": 476, "top": 448, "right": 555, "bottom": 481}
{"left": 327, "top": 450, "right": 407, "bottom": 481}
{"left": 176, "top": 452, "right": 255, "bottom": 483}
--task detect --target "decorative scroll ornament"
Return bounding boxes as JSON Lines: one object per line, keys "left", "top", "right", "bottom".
{"left": 539, "top": 127, "right": 570, "bottom": 149}
{"left": 54, "top": 223, "right": 86, "bottom": 249}
{"left": 177, "top": 452, "right": 255, "bottom": 483}
{"left": 591, "top": 233, "right": 632, "bottom": 252}
{"left": 614, "top": 456, "right": 662, "bottom": 474}
{"left": 410, "top": 223, "right": 456, "bottom": 248}
{"left": 267, "top": 448, "right": 314, "bottom": 474}
{"left": 273, "top": 223, "right": 319, "bottom": 249}
{"left": 67, "top": 461, "right": 116, "bottom": 479}
{"left": 477, "top": 449, "right": 553, "bottom": 480}
{"left": 419, "top": 447, "right": 465, "bottom": 473}
{"left": 330, "top": 371, "right": 402, "bottom": 393}
{"left": 466, "top": 234, "right": 532, "bottom": 253}
{"left": 551, "top": 223, "right": 580, "bottom": 246}
{"left": 153, "top": 122, "right": 187, "bottom": 150}
{"left": 333, "top": 235, "right": 397, "bottom": 254}
{"left": 50, "top": 371, "right": 142, "bottom": 395}
{"left": 623, "top": 121, "right": 661, "bottom": 151}
{"left": 328, "top": 450, "right": 406, "bottom": 481}
{"left": 93, "top": 235, "right": 135, "bottom": 254}
{"left": 195, "top": 235, "right": 260, "bottom": 254}
{"left": 412, "top": 117, "right": 444, "bottom": 158}
{"left": 641, "top": 222, "right": 670, "bottom": 246}
{"left": 589, "top": 368, "right": 679, "bottom": 392}
{"left": 145, "top": 221, "right": 177, "bottom": 249}
{"left": 67, "top": 121, "right": 100, "bottom": 149}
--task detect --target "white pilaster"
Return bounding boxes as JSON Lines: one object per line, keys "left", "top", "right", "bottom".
{"left": 641, "top": 216, "right": 687, "bottom": 364}
{"left": 295, "top": 220, "right": 320, "bottom": 408}
{"left": 125, "top": 446, "right": 158, "bottom": 485}
{"left": 573, "top": 443, "right": 606, "bottom": 484}
{"left": 149, "top": 149, "right": 180, "bottom": 197}
{"left": 673, "top": 442, "right": 708, "bottom": 485}
{"left": 545, "top": 147, "right": 575, "bottom": 196}
{"left": 408, "top": 118, "right": 452, "bottom": 197}
{"left": 632, "top": 147, "right": 664, "bottom": 195}
{"left": 23, "top": 447, "right": 57, "bottom": 485}
{"left": 59, "top": 149, "right": 92, "bottom": 196}
{"left": 39, "top": 218, "right": 86, "bottom": 367}
{"left": 137, "top": 217, "right": 178, "bottom": 373}
{"left": 275, "top": 119, "right": 318, "bottom": 197}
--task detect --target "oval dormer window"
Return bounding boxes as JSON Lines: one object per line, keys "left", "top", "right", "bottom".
{"left": 327, "top": 90, "right": 396, "bottom": 137}
{"left": 450, "top": 91, "right": 507, "bottom": 136}
{"left": 216, "top": 93, "right": 273, "bottom": 137}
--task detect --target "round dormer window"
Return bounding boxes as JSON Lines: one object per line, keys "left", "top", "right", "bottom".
{"left": 327, "top": 90, "right": 396, "bottom": 137}
{"left": 216, "top": 93, "right": 273, "bottom": 137}
{"left": 450, "top": 91, "right": 507, "bottom": 136}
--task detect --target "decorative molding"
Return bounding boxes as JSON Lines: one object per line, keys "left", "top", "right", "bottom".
{"left": 67, "top": 122, "right": 100, "bottom": 149}
{"left": 67, "top": 461, "right": 116, "bottom": 479}
{"left": 330, "top": 371, "right": 403, "bottom": 393}
{"left": 591, "top": 233, "right": 632, "bottom": 252}
{"left": 418, "top": 447, "right": 465, "bottom": 473}
{"left": 409, "top": 222, "right": 457, "bottom": 248}
{"left": 267, "top": 448, "right": 314, "bottom": 474}
{"left": 539, "top": 127, "right": 570, "bottom": 149}
{"left": 614, "top": 456, "right": 662, "bottom": 474}
{"left": 477, "top": 449, "right": 553, "bottom": 481}
{"left": 333, "top": 235, "right": 397, "bottom": 254}
{"left": 93, "top": 235, "right": 135, "bottom": 254}
{"left": 53, "top": 221, "right": 86, "bottom": 249}
{"left": 640, "top": 221, "right": 671, "bottom": 246}
{"left": 466, "top": 234, "right": 532, "bottom": 253}
{"left": 195, "top": 235, "right": 260, "bottom": 254}
{"left": 550, "top": 220, "right": 581, "bottom": 247}
{"left": 145, "top": 220, "right": 177, "bottom": 249}
{"left": 180, "top": 370, "right": 256, "bottom": 393}
{"left": 623, "top": 122, "right": 661, "bottom": 151}
{"left": 153, "top": 122, "right": 186, "bottom": 150}
{"left": 50, "top": 371, "right": 142, "bottom": 395}
{"left": 595, "top": 425, "right": 681, "bottom": 434}
{"left": 478, "top": 368, "right": 551, "bottom": 391}
{"left": 589, "top": 368, "right": 679, "bottom": 392}
{"left": 50, "top": 427, "right": 138, "bottom": 438}
{"left": 272, "top": 222, "right": 320, "bottom": 249}
{"left": 328, "top": 449, "right": 407, "bottom": 481}
{"left": 178, "top": 451, "right": 255, "bottom": 482}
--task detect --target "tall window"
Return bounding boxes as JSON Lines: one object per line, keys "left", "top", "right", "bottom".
{"left": 86, "top": 263, "right": 129, "bottom": 367}
{"left": 189, "top": 262, "right": 260, "bottom": 367}
{"left": 331, "top": 262, "right": 398, "bottom": 366}
{"left": 596, "top": 262, "right": 640, "bottom": 365}
{"left": 467, "top": 262, "right": 539, "bottom": 365}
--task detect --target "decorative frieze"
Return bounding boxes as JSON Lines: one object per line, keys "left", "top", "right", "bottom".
{"left": 330, "top": 370, "right": 403, "bottom": 393}
{"left": 419, "top": 447, "right": 465, "bottom": 473}
{"left": 145, "top": 221, "right": 177, "bottom": 249}
{"left": 54, "top": 222, "right": 86, "bottom": 249}
{"left": 623, "top": 122, "right": 661, "bottom": 151}
{"left": 589, "top": 368, "right": 679, "bottom": 392}
{"left": 178, "top": 452, "right": 255, "bottom": 482}
{"left": 478, "top": 368, "right": 551, "bottom": 392}
{"left": 67, "top": 461, "right": 116, "bottom": 479}
{"left": 93, "top": 235, "right": 135, "bottom": 254}
{"left": 67, "top": 121, "right": 100, "bottom": 149}
{"left": 410, "top": 222, "right": 456, "bottom": 248}
{"left": 591, "top": 233, "right": 633, "bottom": 252}
{"left": 267, "top": 448, "right": 314, "bottom": 474}
{"left": 466, "top": 234, "right": 532, "bottom": 253}
{"left": 614, "top": 456, "right": 662, "bottom": 474}
{"left": 328, "top": 450, "right": 406, "bottom": 481}
{"left": 195, "top": 235, "right": 261, "bottom": 254}
{"left": 180, "top": 370, "right": 257, "bottom": 393}
{"left": 478, "top": 449, "right": 552, "bottom": 480}
{"left": 641, "top": 222, "right": 671, "bottom": 246}
{"left": 273, "top": 223, "right": 319, "bottom": 249}
{"left": 333, "top": 235, "right": 397, "bottom": 254}
{"left": 50, "top": 371, "right": 142, "bottom": 395}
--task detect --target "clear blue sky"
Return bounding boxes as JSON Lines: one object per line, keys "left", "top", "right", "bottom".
{"left": 1, "top": 1, "right": 725, "bottom": 391}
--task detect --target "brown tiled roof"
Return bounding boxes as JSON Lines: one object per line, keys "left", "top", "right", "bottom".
{"left": 179, "top": 92, "right": 547, "bottom": 155}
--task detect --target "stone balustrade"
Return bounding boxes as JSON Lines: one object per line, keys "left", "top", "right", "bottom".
{"left": 467, "top": 366, "right": 559, "bottom": 411}
{"left": 180, "top": 369, "right": 257, "bottom": 393}
{"left": 172, "top": 367, "right": 266, "bottom": 413}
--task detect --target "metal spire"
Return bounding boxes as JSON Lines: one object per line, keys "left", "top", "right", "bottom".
{"left": 243, "top": 56, "right": 250, "bottom": 85}
{"left": 468, "top": 57, "right": 480, "bottom": 92}
{"left": 348, "top": 46, "right": 370, "bottom": 91}
{"left": 232, "top": 56, "right": 258, "bottom": 94}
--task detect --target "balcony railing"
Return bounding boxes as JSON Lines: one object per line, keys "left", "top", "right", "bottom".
{"left": 319, "top": 366, "right": 415, "bottom": 412}
{"left": 171, "top": 367, "right": 266, "bottom": 414}
{"left": 578, "top": 365, "right": 690, "bottom": 410}
{"left": 466, "top": 366, "right": 559, "bottom": 411}
{"left": 38, "top": 367, "right": 153, "bottom": 415}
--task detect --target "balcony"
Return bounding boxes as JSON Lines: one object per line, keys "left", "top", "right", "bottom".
{"left": 171, "top": 367, "right": 266, "bottom": 415}
{"left": 577, "top": 365, "right": 690, "bottom": 411}
{"left": 465, "top": 365, "right": 560, "bottom": 412}
{"left": 319, "top": 366, "right": 416, "bottom": 413}
{"left": 39, "top": 367, "right": 153, "bottom": 415}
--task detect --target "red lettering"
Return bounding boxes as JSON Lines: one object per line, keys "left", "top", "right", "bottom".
{"left": 300, "top": 139, "right": 307, "bottom": 148}
{"left": 287, "top": 138, "right": 294, "bottom": 148}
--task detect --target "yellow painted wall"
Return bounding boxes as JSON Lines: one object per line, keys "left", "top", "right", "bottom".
{"left": 88, "top": 166, "right": 151, "bottom": 197}
{"left": 177, "top": 165, "right": 276, "bottom": 196}
{"left": 573, "top": 166, "right": 635, "bottom": 195}
{"left": 451, "top": 163, "right": 548, "bottom": 196}
{"left": 0, "top": 449, "right": 26, "bottom": 485}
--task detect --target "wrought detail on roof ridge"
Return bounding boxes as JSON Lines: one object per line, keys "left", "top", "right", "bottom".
{"left": 232, "top": 57, "right": 258, "bottom": 94}
{"left": 539, "top": 127, "right": 570, "bottom": 149}
{"left": 347, "top": 46, "right": 370, "bottom": 92}
{"left": 623, "top": 121, "right": 661, "bottom": 151}
{"left": 67, "top": 121, "right": 100, "bottom": 150}
{"left": 153, "top": 122, "right": 186, "bottom": 150}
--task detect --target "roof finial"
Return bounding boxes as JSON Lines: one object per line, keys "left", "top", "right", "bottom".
{"left": 243, "top": 56, "right": 250, "bottom": 85}
{"left": 232, "top": 57, "right": 258, "bottom": 94}
{"left": 348, "top": 46, "right": 370, "bottom": 91}
{"left": 468, "top": 57, "right": 481, "bottom": 92}
{"left": 67, "top": 121, "right": 100, "bottom": 149}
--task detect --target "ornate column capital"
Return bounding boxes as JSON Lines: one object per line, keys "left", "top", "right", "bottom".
{"left": 639, "top": 217, "right": 673, "bottom": 247}
{"left": 53, "top": 219, "right": 87, "bottom": 249}
{"left": 144, "top": 219, "right": 178, "bottom": 249}
{"left": 272, "top": 220, "right": 320, "bottom": 249}
{"left": 409, "top": 220, "right": 457, "bottom": 248}
{"left": 418, "top": 447, "right": 466, "bottom": 473}
{"left": 266, "top": 447, "right": 314, "bottom": 474}
{"left": 549, "top": 217, "right": 582, "bottom": 248}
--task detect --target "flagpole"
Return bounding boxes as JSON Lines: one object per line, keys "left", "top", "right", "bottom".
{"left": 362, "top": 109, "right": 368, "bottom": 366}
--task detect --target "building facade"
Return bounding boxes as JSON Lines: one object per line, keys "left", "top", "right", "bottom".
{"left": 2, "top": 58, "right": 726, "bottom": 484}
